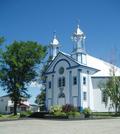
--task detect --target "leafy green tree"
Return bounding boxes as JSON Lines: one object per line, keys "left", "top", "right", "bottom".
{"left": 0, "top": 37, "right": 5, "bottom": 62}
{"left": 99, "top": 68, "right": 120, "bottom": 114}
{"left": 40, "top": 55, "right": 52, "bottom": 82}
{"left": 0, "top": 37, "right": 5, "bottom": 45}
{"left": 35, "top": 88, "right": 46, "bottom": 111}
{"left": 0, "top": 41, "right": 46, "bottom": 115}
{"left": 35, "top": 56, "right": 52, "bottom": 111}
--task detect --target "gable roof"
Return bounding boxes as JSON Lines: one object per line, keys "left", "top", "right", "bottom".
{"left": 87, "top": 54, "right": 120, "bottom": 77}
{"left": 46, "top": 51, "right": 79, "bottom": 73}
{"left": 45, "top": 51, "right": 99, "bottom": 74}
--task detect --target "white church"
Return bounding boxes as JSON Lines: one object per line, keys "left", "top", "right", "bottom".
{"left": 45, "top": 25, "right": 120, "bottom": 112}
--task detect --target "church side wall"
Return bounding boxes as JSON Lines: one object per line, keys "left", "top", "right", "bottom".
{"left": 92, "top": 78, "right": 115, "bottom": 112}
{"left": 93, "top": 88, "right": 114, "bottom": 112}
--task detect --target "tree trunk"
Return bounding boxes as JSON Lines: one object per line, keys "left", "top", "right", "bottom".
{"left": 13, "top": 101, "right": 17, "bottom": 115}
{"left": 115, "top": 104, "right": 118, "bottom": 115}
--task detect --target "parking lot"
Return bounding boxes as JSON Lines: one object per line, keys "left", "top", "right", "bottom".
{"left": 0, "top": 118, "right": 120, "bottom": 134}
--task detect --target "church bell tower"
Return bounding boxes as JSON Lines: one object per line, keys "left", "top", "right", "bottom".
{"left": 71, "top": 25, "right": 87, "bottom": 64}
{"left": 49, "top": 33, "right": 60, "bottom": 60}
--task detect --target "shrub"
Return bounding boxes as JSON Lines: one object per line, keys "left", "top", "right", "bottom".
{"left": 50, "top": 105, "right": 80, "bottom": 118}
{"left": 50, "top": 105, "right": 62, "bottom": 114}
{"left": 67, "top": 111, "right": 80, "bottom": 117}
{"left": 20, "top": 112, "right": 28, "bottom": 117}
{"left": 54, "top": 111, "right": 67, "bottom": 117}
{"left": 26, "top": 110, "right": 32, "bottom": 115}
{"left": 20, "top": 110, "right": 32, "bottom": 118}
{"left": 62, "top": 104, "right": 77, "bottom": 113}
{"left": 74, "top": 112, "right": 80, "bottom": 117}
{"left": 83, "top": 108, "right": 92, "bottom": 118}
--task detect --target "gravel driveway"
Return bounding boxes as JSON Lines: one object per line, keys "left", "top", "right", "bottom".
{"left": 0, "top": 118, "right": 120, "bottom": 134}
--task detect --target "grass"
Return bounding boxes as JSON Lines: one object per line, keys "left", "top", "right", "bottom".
{"left": 0, "top": 114, "right": 20, "bottom": 120}
{"left": 0, "top": 111, "right": 32, "bottom": 120}
{"left": 92, "top": 112, "right": 120, "bottom": 117}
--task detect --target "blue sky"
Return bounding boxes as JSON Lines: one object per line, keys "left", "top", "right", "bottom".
{"left": 0, "top": 0, "right": 120, "bottom": 103}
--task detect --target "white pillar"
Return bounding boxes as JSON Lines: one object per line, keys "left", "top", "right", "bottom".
{"left": 52, "top": 75, "right": 54, "bottom": 105}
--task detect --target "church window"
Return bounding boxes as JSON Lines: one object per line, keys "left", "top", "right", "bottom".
{"left": 73, "top": 76, "right": 77, "bottom": 85}
{"left": 59, "top": 67, "right": 64, "bottom": 75}
{"left": 83, "top": 92, "right": 87, "bottom": 101}
{"left": 102, "top": 91, "right": 106, "bottom": 102}
{"left": 62, "top": 77, "right": 65, "bottom": 86}
{"left": 58, "top": 78, "right": 62, "bottom": 87}
{"left": 48, "top": 81, "right": 51, "bottom": 88}
{"left": 5, "top": 106, "right": 7, "bottom": 111}
{"left": 83, "top": 77, "right": 86, "bottom": 85}
{"left": 58, "top": 77, "right": 65, "bottom": 87}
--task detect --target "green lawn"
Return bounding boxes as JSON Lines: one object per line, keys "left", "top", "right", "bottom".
{"left": 0, "top": 114, "right": 20, "bottom": 120}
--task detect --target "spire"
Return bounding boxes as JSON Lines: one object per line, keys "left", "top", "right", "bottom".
{"left": 73, "top": 24, "right": 84, "bottom": 37}
{"left": 71, "top": 24, "right": 87, "bottom": 64}
{"left": 50, "top": 31, "right": 59, "bottom": 46}
{"left": 49, "top": 32, "right": 60, "bottom": 59}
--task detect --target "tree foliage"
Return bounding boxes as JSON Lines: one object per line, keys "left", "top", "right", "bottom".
{"left": 40, "top": 55, "right": 52, "bottom": 82}
{"left": 99, "top": 69, "right": 120, "bottom": 114}
{"left": 35, "top": 56, "right": 52, "bottom": 111}
{"left": 0, "top": 37, "right": 5, "bottom": 64}
{"left": 35, "top": 88, "right": 46, "bottom": 111}
{"left": 0, "top": 41, "right": 46, "bottom": 115}
{"left": 0, "top": 37, "right": 5, "bottom": 45}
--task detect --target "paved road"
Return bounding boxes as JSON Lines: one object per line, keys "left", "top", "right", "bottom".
{"left": 0, "top": 118, "right": 120, "bottom": 134}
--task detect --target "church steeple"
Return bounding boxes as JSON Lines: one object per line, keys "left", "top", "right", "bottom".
{"left": 71, "top": 24, "right": 87, "bottom": 64}
{"left": 49, "top": 32, "right": 60, "bottom": 60}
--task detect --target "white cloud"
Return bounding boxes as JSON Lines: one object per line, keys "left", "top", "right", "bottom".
{"left": 29, "top": 82, "right": 42, "bottom": 88}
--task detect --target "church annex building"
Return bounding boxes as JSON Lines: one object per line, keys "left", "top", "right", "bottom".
{"left": 45, "top": 25, "right": 120, "bottom": 112}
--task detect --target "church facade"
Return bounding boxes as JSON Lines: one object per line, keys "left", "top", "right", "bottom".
{"left": 45, "top": 25, "right": 120, "bottom": 112}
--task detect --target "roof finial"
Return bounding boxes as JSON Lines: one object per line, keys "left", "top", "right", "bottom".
{"left": 77, "top": 19, "right": 80, "bottom": 28}
{"left": 50, "top": 30, "right": 59, "bottom": 45}
{"left": 53, "top": 30, "right": 56, "bottom": 38}
{"left": 72, "top": 19, "right": 85, "bottom": 37}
